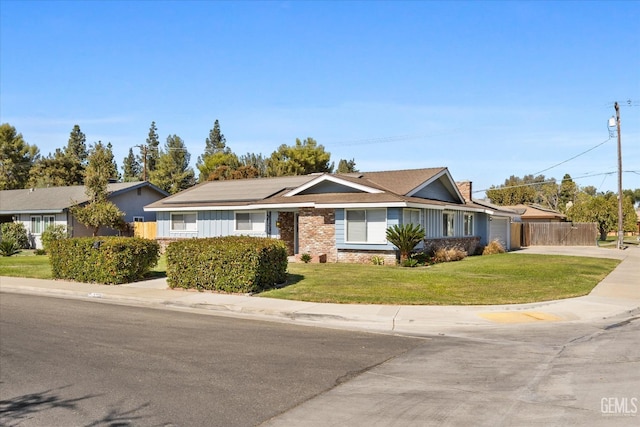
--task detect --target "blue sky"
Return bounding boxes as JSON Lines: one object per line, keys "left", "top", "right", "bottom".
{"left": 2, "top": 0, "right": 639, "bottom": 197}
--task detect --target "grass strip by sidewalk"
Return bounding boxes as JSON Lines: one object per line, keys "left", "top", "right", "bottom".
{"left": 0, "top": 252, "right": 620, "bottom": 305}
{"left": 260, "top": 253, "right": 620, "bottom": 305}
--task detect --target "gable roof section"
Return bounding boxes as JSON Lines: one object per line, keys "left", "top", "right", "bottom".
{"left": 0, "top": 182, "right": 168, "bottom": 215}
{"left": 144, "top": 167, "right": 478, "bottom": 212}
{"left": 285, "top": 174, "right": 384, "bottom": 196}
{"left": 145, "top": 175, "right": 316, "bottom": 208}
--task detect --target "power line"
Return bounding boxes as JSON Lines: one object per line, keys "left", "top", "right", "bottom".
{"left": 531, "top": 137, "right": 613, "bottom": 176}
{"left": 473, "top": 171, "right": 637, "bottom": 194}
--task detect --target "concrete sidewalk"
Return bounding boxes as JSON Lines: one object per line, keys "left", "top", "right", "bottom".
{"left": 1, "top": 246, "right": 638, "bottom": 335}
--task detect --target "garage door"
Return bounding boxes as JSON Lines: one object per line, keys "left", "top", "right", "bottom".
{"left": 489, "top": 217, "right": 509, "bottom": 250}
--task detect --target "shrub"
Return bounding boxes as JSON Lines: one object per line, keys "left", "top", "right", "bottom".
{"left": 371, "top": 255, "right": 385, "bottom": 266}
{"left": 386, "top": 223, "right": 426, "bottom": 263}
{"left": 49, "top": 237, "right": 160, "bottom": 284}
{"left": 166, "top": 236, "right": 288, "bottom": 293}
{"left": 410, "top": 252, "right": 431, "bottom": 265}
{"left": 300, "top": 253, "right": 312, "bottom": 263}
{"left": 401, "top": 258, "right": 420, "bottom": 268}
{"left": 433, "top": 247, "right": 467, "bottom": 263}
{"left": 0, "top": 239, "right": 20, "bottom": 257}
{"left": 1, "top": 222, "right": 29, "bottom": 249}
{"left": 41, "top": 224, "right": 69, "bottom": 253}
{"left": 482, "top": 240, "right": 506, "bottom": 255}
{"left": 34, "top": 249, "right": 47, "bottom": 256}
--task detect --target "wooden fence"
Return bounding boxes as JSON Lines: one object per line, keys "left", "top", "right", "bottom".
{"left": 523, "top": 222, "right": 597, "bottom": 246}
{"left": 510, "top": 222, "right": 522, "bottom": 250}
{"left": 134, "top": 222, "right": 157, "bottom": 239}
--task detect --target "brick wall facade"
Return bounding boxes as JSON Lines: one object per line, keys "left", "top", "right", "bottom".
{"left": 277, "top": 212, "right": 295, "bottom": 255}
{"left": 337, "top": 250, "right": 397, "bottom": 265}
{"left": 297, "top": 208, "right": 337, "bottom": 263}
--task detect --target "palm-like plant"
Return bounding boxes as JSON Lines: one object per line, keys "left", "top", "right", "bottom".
{"left": 385, "top": 223, "right": 426, "bottom": 263}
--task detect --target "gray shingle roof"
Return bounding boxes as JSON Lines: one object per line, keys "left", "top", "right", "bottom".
{"left": 0, "top": 182, "right": 164, "bottom": 214}
{"left": 144, "top": 168, "right": 455, "bottom": 210}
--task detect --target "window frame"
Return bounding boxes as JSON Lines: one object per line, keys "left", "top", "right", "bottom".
{"left": 30, "top": 215, "right": 55, "bottom": 235}
{"left": 345, "top": 208, "right": 387, "bottom": 244}
{"left": 170, "top": 212, "right": 197, "bottom": 232}
{"left": 443, "top": 212, "right": 455, "bottom": 237}
{"left": 30, "top": 216, "right": 42, "bottom": 235}
{"left": 403, "top": 209, "right": 421, "bottom": 227}
{"left": 234, "top": 211, "right": 267, "bottom": 233}
{"left": 463, "top": 213, "right": 474, "bottom": 236}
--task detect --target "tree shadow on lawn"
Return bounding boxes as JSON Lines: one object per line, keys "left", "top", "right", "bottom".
{"left": 273, "top": 273, "right": 304, "bottom": 290}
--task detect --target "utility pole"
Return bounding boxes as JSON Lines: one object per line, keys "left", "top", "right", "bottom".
{"left": 615, "top": 102, "right": 623, "bottom": 250}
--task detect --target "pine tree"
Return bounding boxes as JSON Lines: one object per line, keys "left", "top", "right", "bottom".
{"left": 70, "top": 141, "right": 125, "bottom": 236}
{"left": 84, "top": 142, "right": 119, "bottom": 201}
{"left": 337, "top": 158, "right": 358, "bottom": 173}
{"left": 266, "top": 138, "right": 333, "bottom": 177}
{"left": 197, "top": 119, "right": 228, "bottom": 172}
{"left": 65, "top": 125, "right": 88, "bottom": 164}
{"left": 0, "top": 123, "right": 39, "bottom": 190}
{"left": 150, "top": 134, "right": 195, "bottom": 194}
{"left": 122, "top": 148, "right": 142, "bottom": 181}
{"left": 145, "top": 121, "right": 160, "bottom": 173}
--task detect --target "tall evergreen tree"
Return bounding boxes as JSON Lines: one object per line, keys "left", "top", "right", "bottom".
{"left": 70, "top": 141, "right": 125, "bottom": 236}
{"left": 266, "top": 138, "right": 333, "bottom": 177}
{"left": 64, "top": 124, "right": 88, "bottom": 165}
{"left": 204, "top": 119, "right": 227, "bottom": 156}
{"left": 84, "top": 142, "right": 119, "bottom": 201}
{"left": 29, "top": 149, "right": 85, "bottom": 187}
{"left": 239, "top": 152, "right": 267, "bottom": 177}
{"left": 145, "top": 121, "right": 160, "bottom": 173}
{"left": 150, "top": 134, "right": 195, "bottom": 194}
{"left": 122, "top": 148, "right": 142, "bottom": 181}
{"left": 337, "top": 158, "right": 358, "bottom": 173}
{"left": 0, "top": 123, "right": 39, "bottom": 190}
{"left": 197, "top": 119, "right": 228, "bottom": 172}
{"left": 558, "top": 174, "right": 577, "bottom": 212}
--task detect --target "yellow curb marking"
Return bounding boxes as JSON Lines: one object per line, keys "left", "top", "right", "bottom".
{"left": 479, "top": 311, "right": 562, "bottom": 323}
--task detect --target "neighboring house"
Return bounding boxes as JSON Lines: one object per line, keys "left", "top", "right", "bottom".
{"left": 145, "top": 168, "right": 518, "bottom": 263}
{"left": 500, "top": 204, "right": 567, "bottom": 223}
{"left": 0, "top": 182, "right": 168, "bottom": 249}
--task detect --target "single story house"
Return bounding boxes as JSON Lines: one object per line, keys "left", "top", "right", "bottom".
{"left": 0, "top": 182, "right": 168, "bottom": 249}
{"left": 144, "top": 168, "right": 518, "bottom": 263}
{"left": 501, "top": 204, "right": 567, "bottom": 223}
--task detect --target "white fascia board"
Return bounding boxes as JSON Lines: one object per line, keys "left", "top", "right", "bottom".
{"left": 407, "top": 169, "right": 465, "bottom": 202}
{"left": 315, "top": 202, "right": 406, "bottom": 209}
{"left": 284, "top": 174, "right": 383, "bottom": 196}
{"left": 0, "top": 209, "right": 65, "bottom": 215}
{"left": 405, "top": 202, "right": 445, "bottom": 211}
{"left": 145, "top": 202, "right": 315, "bottom": 212}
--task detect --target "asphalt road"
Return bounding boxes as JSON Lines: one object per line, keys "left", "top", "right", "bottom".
{"left": 2, "top": 293, "right": 638, "bottom": 426}
{"left": 0, "top": 294, "right": 420, "bottom": 427}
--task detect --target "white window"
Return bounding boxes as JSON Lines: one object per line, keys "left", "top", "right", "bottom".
{"left": 31, "top": 215, "right": 56, "bottom": 234}
{"left": 43, "top": 216, "right": 55, "bottom": 231}
{"left": 346, "top": 209, "right": 387, "bottom": 243}
{"left": 171, "top": 213, "right": 197, "bottom": 232}
{"left": 464, "top": 213, "right": 474, "bottom": 236}
{"left": 30, "top": 216, "right": 42, "bottom": 234}
{"left": 133, "top": 216, "right": 144, "bottom": 222}
{"left": 235, "top": 212, "right": 266, "bottom": 232}
{"left": 403, "top": 209, "right": 420, "bottom": 226}
{"left": 443, "top": 212, "right": 455, "bottom": 237}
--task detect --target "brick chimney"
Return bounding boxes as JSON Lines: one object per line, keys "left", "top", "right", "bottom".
{"left": 456, "top": 181, "right": 472, "bottom": 203}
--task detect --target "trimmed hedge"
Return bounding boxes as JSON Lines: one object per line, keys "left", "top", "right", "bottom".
{"left": 166, "top": 236, "right": 288, "bottom": 293}
{"left": 49, "top": 237, "right": 160, "bottom": 285}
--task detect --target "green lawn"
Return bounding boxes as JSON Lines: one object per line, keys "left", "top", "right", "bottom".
{"left": 0, "top": 251, "right": 620, "bottom": 305}
{"left": 261, "top": 253, "right": 620, "bottom": 305}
